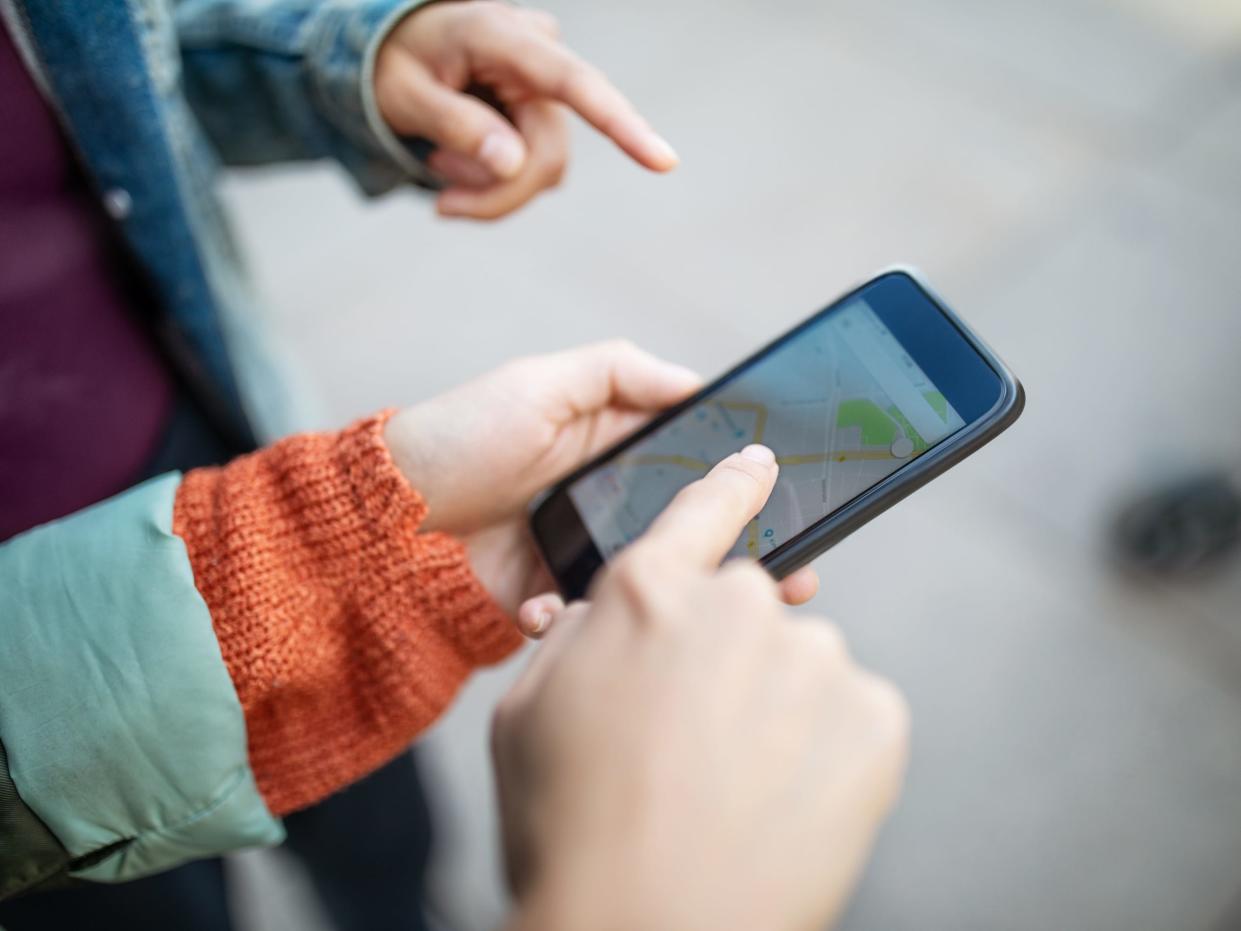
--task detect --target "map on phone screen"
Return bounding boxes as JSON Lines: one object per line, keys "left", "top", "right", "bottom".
{"left": 568, "top": 299, "right": 968, "bottom": 559}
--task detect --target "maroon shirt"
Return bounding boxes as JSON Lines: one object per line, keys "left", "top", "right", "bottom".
{"left": 0, "top": 23, "right": 174, "bottom": 540}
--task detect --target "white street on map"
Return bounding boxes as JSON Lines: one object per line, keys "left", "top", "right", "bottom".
{"left": 569, "top": 300, "right": 965, "bottom": 560}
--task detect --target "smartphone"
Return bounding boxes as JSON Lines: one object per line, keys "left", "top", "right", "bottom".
{"left": 530, "top": 268, "right": 1025, "bottom": 600}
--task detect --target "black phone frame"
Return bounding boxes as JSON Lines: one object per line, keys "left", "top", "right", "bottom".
{"left": 529, "top": 267, "right": 1025, "bottom": 600}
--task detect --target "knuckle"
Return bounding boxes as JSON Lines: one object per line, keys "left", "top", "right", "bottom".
{"left": 600, "top": 336, "right": 639, "bottom": 358}
{"left": 713, "top": 566, "right": 780, "bottom": 635}
{"left": 608, "top": 547, "right": 655, "bottom": 591}
{"left": 525, "top": 8, "right": 561, "bottom": 36}
{"left": 555, "top": 60, "right": 596, "bottom": 104}
{"left": 604, "top": 547, "right": 674, "bottom": 627}
{"left": 372, "top": 63, "right": 405, "bottom": 107}
{"left": 539, "top": 12, "right": 562, "bottom": 37}
{"left": 667, "top": 476, "right": 709, "bottom": 515}
{"left": 719, "top": 559, "right": 779, "bottom": 603}
{"left": 495, "top": 354, "right": 537, "bottom": 380}
{"left": 450, "top": 132, "right": 488, "bottom": 159}
{"left": 714, "top": 458, "right": 766, "bottom": 502}
{"left": 412, "top": 91, "right": 464, "bottom": 138}
{"left": 472, "top": 0, "right": 511, "bottom": 20}
{"left": 589, "top": 336, "right": 644, "bottom": 372}
{"left": 858, "top": 672, "right": 911, "bottom": 748}
{"left": 604, "top": 547, "right": 638, "bottom": 582}
{"left": 802, "top": 619, "right": 849, "bottom": 666}
{"left": 468, "top": 200, "right": 512, "bottom": 221}
{"left": 538, "top": 155, "right": 568, "bottom": 188}
{"left": 842, "top": 672, "right": 910, "bottom": 814}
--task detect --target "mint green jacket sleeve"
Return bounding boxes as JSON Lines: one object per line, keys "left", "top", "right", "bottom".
{"left": 173, "top": 0, "right": 440, "bottom": 195}
{"left": 0, "top": 474, "right": 283, "bottom": 900}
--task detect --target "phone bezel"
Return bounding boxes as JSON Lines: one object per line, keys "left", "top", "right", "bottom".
{"left": 529, "top": 267, "right": 1025, "bottom": 599}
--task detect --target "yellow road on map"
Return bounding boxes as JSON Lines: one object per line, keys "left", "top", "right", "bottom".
{"left": 620, "top": 450, "right": 896, "bottom": 471}
{"left": 615, "top": 400, "right": 903, "bottom": 556}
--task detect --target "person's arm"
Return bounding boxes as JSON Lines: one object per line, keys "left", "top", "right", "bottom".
{"left": 0, "top": 414, "right": 520, "bottom": 899}
{"left": 0, "top": 342, "right": 763, "bottom": 899}
{"left": 174, "top": 0, "right": 439, "bottom": 193}
{"left": 174, "top": 0, "right": 678, "bottom": 212}
{"left": 0, "top": 342, "right": 820, "bottom": 899}
{"left": 0, "top": 475, "right": 284, "bottom": 898}
{"left": 172, "top": 410, "right": 524, "bottom": 815}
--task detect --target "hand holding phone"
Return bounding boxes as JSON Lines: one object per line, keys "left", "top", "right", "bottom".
{"left": 381, "top": 340, "right": 819, "bottom": 619}
{"left": 497, "top": 450, "right": 909, "bottom": 931}
{"left": 530, "top": 270, "right": 1024, "bottom": 599}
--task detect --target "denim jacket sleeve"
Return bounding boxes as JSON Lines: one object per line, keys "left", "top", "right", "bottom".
{"left": 0, "top": 475, "right": 284, "bottom": 899}
{"left": 173, "top": 0, "right": 439, "bottom": 195}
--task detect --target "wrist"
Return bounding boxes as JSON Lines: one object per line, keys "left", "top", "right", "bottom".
{"left": 373, "top": 0, "right": 465, "bottom": 131}
{"left": 382, "top": 405, "right": 446, "bottom": 531}
{"left": 356, "top": 0, "right": 444, "bottom": 186}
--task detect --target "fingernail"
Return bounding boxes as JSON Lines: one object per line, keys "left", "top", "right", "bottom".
{"left": 741, "top": 444, "right": 775, "bottom": 466}
{"left": 530, "top": 607, "right": 552, "bottom": 637}
{"left": 479, "top": 132, "right": 525, "bottom": 178}
{"left": 645, "top": 133, "right": 679, "bottom": 169}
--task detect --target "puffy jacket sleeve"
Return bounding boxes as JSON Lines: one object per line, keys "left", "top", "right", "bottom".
{"left": 0, "top": 411, "right": 523, "bottom": 898}
{"left": 173, "top": 0, "right": 439, "bottom": 195}
{"left": 0, "top": 474, "right": 283, "bottom": 897}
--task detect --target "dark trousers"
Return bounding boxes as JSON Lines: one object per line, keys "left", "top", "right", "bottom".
{"left": 0, "top": 397, "right": 436, "bottom": 931}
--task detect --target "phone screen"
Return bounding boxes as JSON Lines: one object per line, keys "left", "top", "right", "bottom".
{"left": 567, "top": 297, "right": 969, "bottom": 560}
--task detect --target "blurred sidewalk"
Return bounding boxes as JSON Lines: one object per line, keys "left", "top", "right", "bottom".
{"left": 220, "top": 0, "right": 1241, "bottom": 928}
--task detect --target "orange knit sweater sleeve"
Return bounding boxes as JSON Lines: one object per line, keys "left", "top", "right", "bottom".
{"left": 172, "top": 410, "right": 524, "bottom": 816}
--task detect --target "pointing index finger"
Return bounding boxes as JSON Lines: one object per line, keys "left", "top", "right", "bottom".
{"left": 639, "top": 446, "right": 778, "bottom": 570}
{"left": 472, "top": 26, "right": 678, "bottom": 172}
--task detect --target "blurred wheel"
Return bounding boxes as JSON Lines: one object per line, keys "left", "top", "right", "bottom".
{"left": 1110, "top": 470, "right": 1241, "bottom": 576}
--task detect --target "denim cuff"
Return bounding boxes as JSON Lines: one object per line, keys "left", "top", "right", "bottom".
{"left": 306, "top": 0, "right": 442, "bottom": 195}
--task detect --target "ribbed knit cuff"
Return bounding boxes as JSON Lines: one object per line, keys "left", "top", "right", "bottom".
{"left": 339, "top": 411, "right": 523, "bottom": 665}
{"left": 174, "top": 410, "right": 523, "bottom": 815}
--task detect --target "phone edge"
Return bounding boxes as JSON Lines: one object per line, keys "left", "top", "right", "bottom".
{"left": 527, "top": 266, "right": 1026, "bottom": 593}
{"left": 760, "top": 266, "right": 1025, "bottom": 578}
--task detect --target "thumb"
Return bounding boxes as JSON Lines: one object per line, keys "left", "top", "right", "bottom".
{"left": 379, "top": 56, "right": 527, "bottom": 179}
{"left": 517, "top": 591, "right": 567, "bottom": 638}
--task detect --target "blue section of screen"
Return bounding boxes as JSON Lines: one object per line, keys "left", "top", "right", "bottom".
{"left": 862, "top": 273, "right": 1002, "bottom": 423}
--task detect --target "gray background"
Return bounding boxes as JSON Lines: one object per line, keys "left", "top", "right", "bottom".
{"left": 219, "top": 0, "right": 1241, "bottom": 927}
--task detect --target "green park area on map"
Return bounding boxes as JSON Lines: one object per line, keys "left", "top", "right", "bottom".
{"left": 569, "top": 302, "right": 965, "bottom": 561}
